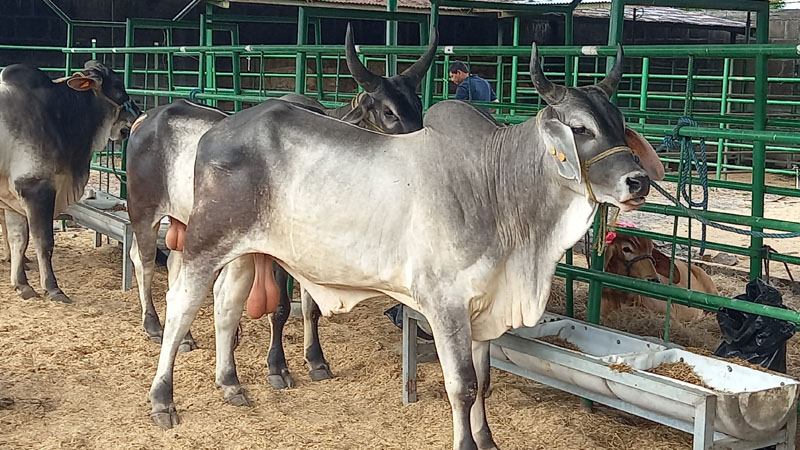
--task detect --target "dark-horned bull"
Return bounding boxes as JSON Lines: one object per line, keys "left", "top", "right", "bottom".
{"left": 126, "top": 26, "right": 438, "bottom": 396}
{"left": 147, "top": 43, "right": 663, "bottom": 450}
{"left": 0, "top": 60, "right": 138, "bottom": 303}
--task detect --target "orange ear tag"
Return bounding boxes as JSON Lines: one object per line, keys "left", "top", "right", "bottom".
{"left": 80, "top": 80, "right": 91, "bottom": 90}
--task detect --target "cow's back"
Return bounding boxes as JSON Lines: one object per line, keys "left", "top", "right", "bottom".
{"left": 126, "top": 99, "right": 226, "bottom": 224}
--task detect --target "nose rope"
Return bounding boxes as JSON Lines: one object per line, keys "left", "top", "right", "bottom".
{"left": 581, "top": 145, "right": 635, "bottom": 204}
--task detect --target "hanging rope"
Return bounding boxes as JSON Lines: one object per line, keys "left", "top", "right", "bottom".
{"left": 657, "top": 117, "right": 709, "bottom": 254}
{"left": 651, "top": 116, "right": 800, "bottom": 241}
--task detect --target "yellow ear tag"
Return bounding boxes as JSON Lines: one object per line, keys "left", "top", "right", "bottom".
{"left": 550, "top": 146, "right": 557, "bottom": 155}
{"left": 558, "top": 152, "right": 567, "bottom": 162}
{"left": 80, "top": 80, "right": 92, "bottom": 90}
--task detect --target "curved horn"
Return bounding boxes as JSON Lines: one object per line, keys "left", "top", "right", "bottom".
{"left": 529, "top": 43, "right": 566, "bottom": 105}
{"left": 345, "top": 23, "right": 383, "bottom": 93}
{"left": 399, "top": 28, "right": 439, "bottom": 86}
{"left": 596, "top": 43, "right": 625, "bottom": 98}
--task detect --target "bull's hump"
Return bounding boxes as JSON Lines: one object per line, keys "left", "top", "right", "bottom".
{"left": 423, "top": 100, "right": 498, "bottom": 135}
{"left": 0, "top": 64, "right": 54, "bottom": 90}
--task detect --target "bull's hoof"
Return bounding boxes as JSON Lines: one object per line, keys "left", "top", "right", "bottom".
{"left": 309, "top": 366, "right": 334, "bottom": 382}
{"left": 223, "top": 389, "right": 252, "bottom": 407}
{"left": 177, "top": 334, "right": 197, "bottom": 353}
{"left": 146, "top": 332, "right": 163, "bottom": 345}
{"left": 48, "top": 292, "right": 72, "bottom": 304}
{"left": 267, "top": 372, "right": 295, "bottom": 390}
{"left": 150, "top": 405, "right": 180, "bottom": 429}
{"left": 16, "top": 285, "right": 39, "bottom": 300}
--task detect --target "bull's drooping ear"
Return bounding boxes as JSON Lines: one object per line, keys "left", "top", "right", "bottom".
{"left": 340, "top": 94, "right": 373, "bottom": 125}
{"left": 66, "top": 73, "right": 101, "bottom": 92}
{"left": 652, "top": 248, "right": 681, "bottom": 285}
{"left": 625, "top": 127, "right": 665, "bottom": 181}
{"left": 540, "top": 118, "right": 581, "bottom": 183}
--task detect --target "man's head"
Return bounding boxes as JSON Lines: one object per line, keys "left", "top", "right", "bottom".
{"left": 448, "top": 61, "right": 469, "bottom": 85}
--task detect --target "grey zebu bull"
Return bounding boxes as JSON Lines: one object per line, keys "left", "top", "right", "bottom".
{"left": 148, "top": 44, "right": 664, "bottom": 449}
{"left": 126, "top": 26, "right": 438, "bottom": 388}
{"left": 0, "top": 61, "right": 138, "bottom": 303}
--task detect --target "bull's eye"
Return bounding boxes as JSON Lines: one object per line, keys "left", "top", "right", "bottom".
{"left": 622, "top": 246, "right": 633, "bottom": 254}
{"left": 571, "top": 126, "right": 590, "bottom": 136}
{"left": 384, "top": 108, "right": 395, "bottom": 118}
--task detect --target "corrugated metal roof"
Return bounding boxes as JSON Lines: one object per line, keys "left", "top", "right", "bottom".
{"left": 228, "top": 0, "right": 750, "bottom": 28}
{"left": 573, "top": 6, "right": 748, "bottom": 28}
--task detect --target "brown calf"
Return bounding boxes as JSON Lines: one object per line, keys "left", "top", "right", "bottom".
{"left": 601, "top": 233, "right": 717, "bottom": 322}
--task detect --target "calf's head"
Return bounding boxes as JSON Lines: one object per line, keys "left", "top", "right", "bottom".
{"left": 605, "top": 233, "right": 680, "bottom": 284}
{"left": 65, "top": 60, "right": 140, "bottom": 141}
{"left": 531, "top": 44, "right": 664, "bottom": 211}
{"left": 344, "top": 24, "right": 438, "bottom": 134}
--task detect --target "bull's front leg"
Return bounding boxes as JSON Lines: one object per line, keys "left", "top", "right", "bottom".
{"left": 0, "top": 212, "right": 31, "bottom": 268}
{"left": 129, "top": 225, "right": 164, "bottom": 343}
{"left": 302, "top": 289, "right": 333, "bottom": 382}
{"left": 165, "top": 250, "right": 198, "bottom": 352}
{"left": 212, "top": 256, "right": 252, "bottom": 406}
{"left": 16, "top": 179, "right": 70, "bottom": 303}
{"left": 4, "top": 210, "right": 36, "bottom": 299}
{"left": 471, "top": 340, "right": 496, "bottom": 449}
{"left": 423, "top": 303, "right": 498, "bottom": 450}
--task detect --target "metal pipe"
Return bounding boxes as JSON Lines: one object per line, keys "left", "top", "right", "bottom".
{"left": 296, "top": 7, "right": 308, "bottom": 95}
{"left": 749, "top": 5, "right": 770, "bottom": 280}
{"left": 173, "top": 0, "right": 204, "bottom": 22}
{"left": 509, "top": 17, "right": 520, "bottom": 115}
{"left": 386, "top": 0, "right": 398, "bottom": 77}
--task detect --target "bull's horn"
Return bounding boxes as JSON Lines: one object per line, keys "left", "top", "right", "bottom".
{"left": 399, "top": 28, "right": 439, "bottom": 87}
{"left": 596, "top": 43, "right": 625, "bottom": 98}
{"left": 529, "top": 43, "right": 567, "bottom": 105}
{"left": 345, "top": 23, "right": 383, "bottom": 93}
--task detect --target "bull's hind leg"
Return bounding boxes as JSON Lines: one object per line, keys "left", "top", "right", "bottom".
{"left": 266, "top": 264, "right": 295, "bottom": 389}
{"left": 4, "top": 210, "right": 37, "bottom": 299}
{"left": 16, "top": 178, "right": 70, "bottom": 303}
{"left": 212, "top": 256, "right": 252, "bottom": 406}
{"left": 166, "top": 249, "right": 198, "bottom": 352}
{"left": 302, "top": 289, "right": 333, "bottom": 381}
{"left": 149, "top": 260, "right": 217, "bottom": 429}
{"left": 130, "top": 224, "right": 164, "bottom": 343}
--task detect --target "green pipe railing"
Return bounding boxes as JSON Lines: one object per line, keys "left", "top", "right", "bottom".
{"left": 7, "top": 16, "right": 800, "bottom": 345}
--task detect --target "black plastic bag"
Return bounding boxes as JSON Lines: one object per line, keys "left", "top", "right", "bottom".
{"left": 384, "top": 304, "right": 434, "bottom": 341}
{"left": 714, "top": 278, "right": 795, "bottom": 373}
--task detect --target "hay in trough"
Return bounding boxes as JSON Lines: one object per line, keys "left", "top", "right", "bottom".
{"left": 537, "top": 335, "right": 583, "bottom": 352}
{"left": 684, "top": 347, "right": 771, "bottom": 373}
{"left": 609, "top": 363, "right": 634, "bottom": 374}
{"left": 647, "top": 362, "right": 713, "bottom": 390}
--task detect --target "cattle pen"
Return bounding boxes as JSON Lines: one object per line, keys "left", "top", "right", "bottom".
{"left": 2, "top": 0, "right": 800, "bottom": 449}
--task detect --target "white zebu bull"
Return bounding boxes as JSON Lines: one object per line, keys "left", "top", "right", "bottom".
{"left": 0, "top": 61, "right": 138, "bottom": 303}
{"left": 148, "top": 44, "right": 664, "bottom": 450}
{"left": 127, "top": 26, "right": 438, "bottom": 394}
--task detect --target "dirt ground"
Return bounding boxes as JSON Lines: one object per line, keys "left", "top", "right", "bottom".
{"left": 1, "top": 173, "right": 799, "bottom": 449}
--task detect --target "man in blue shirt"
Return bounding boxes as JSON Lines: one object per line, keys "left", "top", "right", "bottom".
{"left": 448, "top": 60, "right": 498, "bottom": 112}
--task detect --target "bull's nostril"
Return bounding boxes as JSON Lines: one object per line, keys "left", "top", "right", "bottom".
{"left": 626, "top": 175, "right": 650, "bottom": 195}
{"left": 647, "top": 278, "right": 661, "bottom": 284}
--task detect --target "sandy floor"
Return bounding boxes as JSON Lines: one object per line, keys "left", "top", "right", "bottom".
{"left": 1, "top": 173, "right": 799, "bottom": 449}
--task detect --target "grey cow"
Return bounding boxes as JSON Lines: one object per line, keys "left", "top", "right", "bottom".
{"left": 0, "top": 61, "right": 138, "bottom": 303}
{"left": 147, "top": 44, "right": 664, "bottom": 449}
{"left": 126, "top": 25, "right": 438, "bottom": 393}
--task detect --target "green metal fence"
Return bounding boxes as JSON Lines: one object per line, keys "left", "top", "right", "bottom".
{"left": 2, "top": 4, "right": 799, "bottom": 356}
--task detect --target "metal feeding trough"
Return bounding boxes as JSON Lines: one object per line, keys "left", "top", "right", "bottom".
{"left": 401, "top": 309, "right": 799, "bottom": 450}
